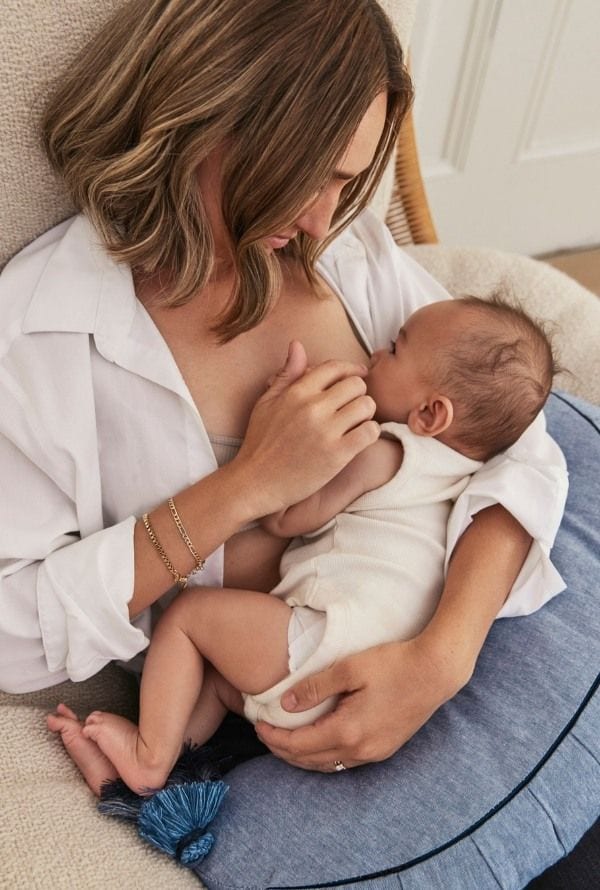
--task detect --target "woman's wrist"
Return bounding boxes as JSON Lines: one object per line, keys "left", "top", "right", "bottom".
{"left": 129, "top": 461, "right": 263, "bottom": 617}
{"left": 228, "top": 451, "right": 290, "bottom": 520}
{"left": 208, "top": 458, "right": 267, "bottom": 527}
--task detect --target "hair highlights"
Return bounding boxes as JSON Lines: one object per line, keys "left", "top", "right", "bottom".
{"left": 42, "top": 0, "right": 413, "bottom": 340}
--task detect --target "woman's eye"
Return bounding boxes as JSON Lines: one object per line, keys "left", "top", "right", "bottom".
{"left": 389, "top": 340, "right": 396, "bottom": 355}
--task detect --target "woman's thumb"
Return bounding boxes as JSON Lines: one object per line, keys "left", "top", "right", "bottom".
{"left": 267, "top": 340, "right": 308, "bottom": 392}
{"left": 281, "top": 668, "right": 337, "bottom": 712}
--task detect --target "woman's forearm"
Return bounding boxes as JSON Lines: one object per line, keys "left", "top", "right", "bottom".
{"left": 130, "top": 461, "right": 257, "bottom": 617}
{"left": 420, "top": 504, "right": 533, "bottom": 691}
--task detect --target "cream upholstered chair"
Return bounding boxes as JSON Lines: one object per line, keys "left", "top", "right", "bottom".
{"left": 1, "top": 3, "right": 599, "bottom": 889}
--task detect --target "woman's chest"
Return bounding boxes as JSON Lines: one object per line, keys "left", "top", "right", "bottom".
{"left": 160, "top": 285, "right": 370, "bottom": 438}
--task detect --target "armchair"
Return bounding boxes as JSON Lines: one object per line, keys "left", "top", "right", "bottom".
{"left": 1, "top": 2, "right": 598, "bottom": 889}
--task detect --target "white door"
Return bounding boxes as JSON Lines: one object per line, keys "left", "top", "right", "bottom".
{"left": 410, "top": 0, "right": 600, "bottom": 255}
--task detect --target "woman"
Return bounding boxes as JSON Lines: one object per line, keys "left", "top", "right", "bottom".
{"left": 0, "top": 0, "right": 565, "bottom": 780}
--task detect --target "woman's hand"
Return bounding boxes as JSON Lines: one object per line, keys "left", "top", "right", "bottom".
{"left": 235, "top": 341, "right": 379, "bottom": 518}
{"left": 255, "top": 635, "right": 472, "bottom": 770}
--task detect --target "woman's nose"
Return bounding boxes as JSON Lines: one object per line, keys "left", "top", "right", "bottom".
{"left": 294, "top": 188, "right": 339, "bottom": 241}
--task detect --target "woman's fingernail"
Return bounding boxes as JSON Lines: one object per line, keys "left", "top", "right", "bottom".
{"left": 282, "top": 692, "right": 298, "bottom": 711}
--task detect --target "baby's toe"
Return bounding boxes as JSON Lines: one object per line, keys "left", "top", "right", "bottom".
{"left": 56, "top": 702, "right": 79, "bottom": 721}
{"left": 46, "top": 713, "right": 63, "bottom": 732}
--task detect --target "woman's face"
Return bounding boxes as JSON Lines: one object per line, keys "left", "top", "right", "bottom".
{"left": 197, "top": 92, "right": 388, "bottom": 258}
{"left": 281, "top": 91, "right": 388, "bottom": 246}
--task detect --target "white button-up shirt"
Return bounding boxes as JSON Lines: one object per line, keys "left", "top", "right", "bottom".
{"left": 0, "top": 211, "right": 568, "bottom": 692}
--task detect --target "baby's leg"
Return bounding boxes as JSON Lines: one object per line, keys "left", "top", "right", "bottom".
{"left": 181, "top": 661, "right": 247, "bottom": 746}
{"left": 83, "top": 587, "right": 292, "bottom": 795}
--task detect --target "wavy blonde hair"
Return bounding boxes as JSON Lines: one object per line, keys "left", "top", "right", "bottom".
{"left": 42, "top": 0, "right": 412, "bottom": 340}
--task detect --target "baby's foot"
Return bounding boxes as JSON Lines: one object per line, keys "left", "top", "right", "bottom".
{"left": 46, "top": 703, "right": 118, "bottom": 797}
{"left": 83, "top": 711, "right": 170, "bottom": 795}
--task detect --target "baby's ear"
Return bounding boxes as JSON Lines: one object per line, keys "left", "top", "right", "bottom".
{"left": 408, "top": 396, "right": 454, "bottom": 437}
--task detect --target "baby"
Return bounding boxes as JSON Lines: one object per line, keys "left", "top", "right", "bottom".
{"left": 48, "top": 296, "right": 556, "bottom": 795}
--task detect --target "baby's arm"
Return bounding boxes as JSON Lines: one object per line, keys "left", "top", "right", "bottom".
{"left": 262, "top": 436, "right": 403, "bottom": 538}
{"left": 223, "top": 525, "right": 289, "bottom": 591}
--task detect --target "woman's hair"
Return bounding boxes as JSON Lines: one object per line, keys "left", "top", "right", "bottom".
{"left": 42, "top": 0, "right": 413, "bottom": 340}
{"left": 434, "top": 296, "right": 559, "bottom": 461}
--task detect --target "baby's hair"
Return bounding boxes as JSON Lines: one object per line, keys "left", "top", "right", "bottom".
{"left": 435, "top": 295, "right": 559, "bottom": 461}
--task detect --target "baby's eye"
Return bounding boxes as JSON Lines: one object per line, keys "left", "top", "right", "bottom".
{"left": 389, "top": 340, "right": 396, "bottom": 355}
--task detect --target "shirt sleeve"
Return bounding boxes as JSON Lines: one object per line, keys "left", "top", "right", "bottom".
{"left": 445, "top": 410, "right": 568, "bottom": 616}
{"left": 328, "top": 209, "right": 569, "bottom": 617}
{"left": 0, "top": 355, "right": 149, "bottom": 693}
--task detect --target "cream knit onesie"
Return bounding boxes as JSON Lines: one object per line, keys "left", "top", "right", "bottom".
{"left": 243, "top": 422, "right": 482, "bottom": 728}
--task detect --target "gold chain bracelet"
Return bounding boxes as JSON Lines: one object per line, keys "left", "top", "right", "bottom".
{"left": 142, "top": 512, "right": 189, "bottom": 590}
{"left": 168, "top": 497, "right": 206, "bottom": 576}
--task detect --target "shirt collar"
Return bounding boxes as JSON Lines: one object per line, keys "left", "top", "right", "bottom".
{"left": 21, "top": 214, "right": 199, "bottom": 411}
{"left": 22, "top": 214, "right": 137, "bottom": 340}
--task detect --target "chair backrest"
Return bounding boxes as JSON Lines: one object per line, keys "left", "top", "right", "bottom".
{"left": 387, "top": 95, "right": 438, "bottom": 245}
{"left": 1, "top": 0, "right": 429, "bottom": 270}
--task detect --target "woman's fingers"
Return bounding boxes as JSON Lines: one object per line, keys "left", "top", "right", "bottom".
{"left": 264, "top": 747, "right": 359, "bottom": 773}
{"left": 238, "top": 348, "right": 377, "bottom": 514}
{"left": 265, "top": 355, "right": 368, "bottom": 406}
{"left": 256, "top": 721, "right": 362, "bottom": 772}
{"left": 256, "top": 720, "right": 338, "bottom": 762}
{"left": 333, "top": 395, "right": 378, "bottom": 433}
{"left": 255, "top": 660, "right": 366, "bottom": 767}
{"left": 298, "top": 367, "right": 368, "bottom": 410}
{"left": 280, "top": 659, "right": 360, "bottom": 715}
{"left": 292, "top": 359, "right": 368, "bottom": 397}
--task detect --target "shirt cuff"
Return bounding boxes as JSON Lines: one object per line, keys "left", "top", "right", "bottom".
{"left": 496, "top": 540, "right": 566, "bottom": 618}
{"left": 36, "top": 515, "right": 149, "bottom": 682}
{"left": 444, "top": 414, "right": 569, "bottom": 618}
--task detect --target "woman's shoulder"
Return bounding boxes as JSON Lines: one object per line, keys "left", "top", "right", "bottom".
{"left": 0, "top": 216, "right": 84, "bottom": 351}
{"left": 0, "top": 215, "right": 132, "bottom": 360}
{"left": 318, "top": 209, "right": 451, "bottom": 349}
{"left": 321, "top": 207, "right": 397, "bottom": 266}
{"left": 1, "top": 216, "right": 84, "bottom": 283}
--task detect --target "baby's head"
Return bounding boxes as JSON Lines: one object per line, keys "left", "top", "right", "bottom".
{"left": 366, "top": 296, "right": 557, "bottom": 461}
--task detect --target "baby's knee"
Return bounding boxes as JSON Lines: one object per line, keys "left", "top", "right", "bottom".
{"left": 162, "top": 586, "right": 220, "bottom": 629}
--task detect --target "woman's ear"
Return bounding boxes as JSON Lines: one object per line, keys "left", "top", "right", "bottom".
{"left": 407, "top": 395, "right": 454, "bottom": 438}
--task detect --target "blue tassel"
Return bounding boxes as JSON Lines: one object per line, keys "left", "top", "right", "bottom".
{"left": 98, "top": 777, "right": 144, "bottom": 821}
{"left": 98, "top": 742, "right": 225, "bottom": 822}
{"left": 137, "top": 780, "right": 229, "bottom": 866}
{"left": 167, "top": 742, "right": 224, "bottom": 785}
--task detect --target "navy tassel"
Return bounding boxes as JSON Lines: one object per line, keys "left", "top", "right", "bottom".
{"left": 98, "top": 777, "right": 144, "bottom": 821}
{"left": 98, "top": 742, "right": 224, "bottom": 820}
{"left": 138, "top": 780, "right": 229, "bottom": 866}
{"left": 167, "top": 742, "right": 225, "bottom": 785}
